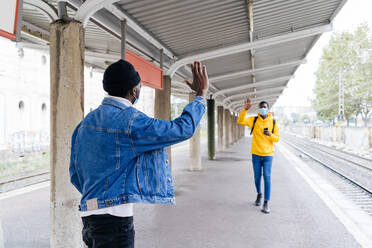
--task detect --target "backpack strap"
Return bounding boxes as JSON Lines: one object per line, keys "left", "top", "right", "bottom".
{"left": 250, "top": 116, "right": 258, "bottom": 135}
{"left": 250, "top": 117, "right": 276, "bottom": 135}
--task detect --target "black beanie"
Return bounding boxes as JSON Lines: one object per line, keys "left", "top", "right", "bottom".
{"left": 103, "top": 59, "right": 141, "bottom": 96}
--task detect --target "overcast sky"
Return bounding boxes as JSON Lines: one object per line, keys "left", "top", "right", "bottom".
{"left": 274, "top": 0, "right": 372, "bottom": 108}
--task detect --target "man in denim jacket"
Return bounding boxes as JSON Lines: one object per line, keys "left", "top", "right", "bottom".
{"left": 69, "top": 59, "right": 209, "bottom": 247}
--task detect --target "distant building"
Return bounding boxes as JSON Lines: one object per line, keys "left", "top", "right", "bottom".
{"left": 0, "top": 37, "right": 155, "bottom": 159}
{"left": 272, "top": 106, "right": 317, "bottom": 124}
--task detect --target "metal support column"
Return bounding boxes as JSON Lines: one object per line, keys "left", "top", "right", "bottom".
{"left": 217, "top": 106, "right": 224, "bottom": 152}
{"left": 230, "top": 113, "right": 235, "bottom": 145}
{"left": 207, "top": 98, "right": 215, "bottom": 160}
{"left": 224, "top": 109, "right": 230, "bottom": 148}
{"left": 120, "top": 19, "right": 127, "bottom": 60}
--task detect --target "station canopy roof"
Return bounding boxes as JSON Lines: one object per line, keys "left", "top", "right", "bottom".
{"left": 20, "top": 0, "right": 347, "bottom": 113}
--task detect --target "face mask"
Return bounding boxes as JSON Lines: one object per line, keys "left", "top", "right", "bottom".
{"left": 133, "top": 94, "right": 139, "bottom": 105}
{"left": 259, "top": 108, "right": 268, "bottom": 115}
{"left": 131, "top": 88, "right": 140, "bottom": 105}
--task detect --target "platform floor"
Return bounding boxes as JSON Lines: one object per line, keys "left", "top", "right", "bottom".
{"left": 134, "top": 137, "right": 361, "bottom": 248}
{"left": 0, "top": 137, "right": 362, "bottom": 247}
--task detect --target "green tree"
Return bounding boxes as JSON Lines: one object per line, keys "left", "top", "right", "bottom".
{"left": 313, "top": 23, "right": 372, "bottom": 126}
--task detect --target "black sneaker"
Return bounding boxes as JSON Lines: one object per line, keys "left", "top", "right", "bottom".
{"left": 255, "top": 193, "right": 262, "bottom": 206}
{"left": 262, "top": 201, "right": 270, "bottom": 214}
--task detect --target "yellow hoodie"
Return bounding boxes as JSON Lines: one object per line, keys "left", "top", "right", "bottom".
{"left": 237, "top": 109, "right": 279, "bottom": 156}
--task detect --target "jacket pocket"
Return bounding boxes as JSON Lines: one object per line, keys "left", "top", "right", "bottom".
{"left": 135, "top": 150, "right": 168, "bottom": 198}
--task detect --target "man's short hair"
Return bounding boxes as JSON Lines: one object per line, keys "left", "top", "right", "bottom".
{"left": 259, "top": 101, "right": 269, "bottom": 108}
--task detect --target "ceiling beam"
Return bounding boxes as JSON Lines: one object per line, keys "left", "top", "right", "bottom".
{"left": 166, "top": 24, "right": 332, "bottom": 77}
{"left": 222, "top": 86, "right": 286, "bottom": 105}
{"left": 75, "top": 0, "right": 121, "bottom": 27}
{"left": 235, "top": 101, "right": 276, "bottom": 113}
{"left": 22, "top": 20, "right": 50, "bottom": 41}
{"left": 22, "top": 0, "right": 176, "bottom": 64}
{"left": 246, "top": 0, "right": 254, "bottom": 43}
{"left": 246, "top": 0, "right": 256, "bottom": 88}
{"left": 213, "top": 75, "right": 292, "bottom": 98}
{"left": 229, "top": 95, "right": 279, "bottom": 109}
{"left": 230, "top": 97, "right": 278, "bottom": 108}
{"left": 231, "top": 100, "right": 278, "bottom": 112}
{"left": 172, "top": 81, "right": 192, "bottom": 93}
{"left": 230, "top": 96, "right": 278, "bottom": 108}
{"left": 23, "top": 0, "right": 58, "bottom": 22}
{"left": 71, "top": 0, "right": 174, "bottom": 59}
{"left": 210, "top": 59, "right": 305, "bottom": 83}
{"left": 104, "top": 3, "right": 174, "bottom": 58}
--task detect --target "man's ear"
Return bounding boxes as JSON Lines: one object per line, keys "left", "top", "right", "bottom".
{"left": 131, "top": 87, "right": 136, "bottom": 96}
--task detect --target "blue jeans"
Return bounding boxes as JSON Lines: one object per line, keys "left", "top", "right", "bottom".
{"left": 252, "top": 154, "right": 273, "bottom": 201}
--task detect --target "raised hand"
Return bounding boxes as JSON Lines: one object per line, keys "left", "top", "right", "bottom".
{"left": 244, "top": 98, "right": 252, "bottom": 110}
{"left": 184, "top": 61, "right": 209, "bottom": 98}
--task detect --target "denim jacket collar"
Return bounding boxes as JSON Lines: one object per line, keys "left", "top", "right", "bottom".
{"left": 102, "top": 97, "right": 131, "bottom": 110}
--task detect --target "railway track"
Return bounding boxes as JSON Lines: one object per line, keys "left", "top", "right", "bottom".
{"left": 282, "top": 136, "right": 372, "bottom": 216}
{"left": 0, "top": 171, "right": 50, "bottom": 193}
{"left": 288, "top": 136, "right": 372, "bottom": 172}
{"left": 311, "top": 138, "right": 372, "bottom": 163}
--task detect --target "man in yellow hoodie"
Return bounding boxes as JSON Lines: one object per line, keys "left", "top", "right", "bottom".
{"left": 237, "top": 98, "right": 279, "bottom": 214}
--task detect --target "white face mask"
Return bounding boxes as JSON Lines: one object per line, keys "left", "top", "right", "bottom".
{"left": 132, "top": 87, "right": 140, "bottom": 105}
{"left": 259, "top": 108, "right": 268, "bottom": 115}
{"left": 133, "top": 94, "right": 139, "bottom": 105}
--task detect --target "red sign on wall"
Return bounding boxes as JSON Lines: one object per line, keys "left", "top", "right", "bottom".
{"left": 0, "top": 0, "right": 21, "bottom": 41}
{"left": 125, "top": 50, "right": 163, "bottom": 89}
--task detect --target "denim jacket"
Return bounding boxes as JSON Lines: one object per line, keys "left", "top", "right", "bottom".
{"left": 69, "top": 96, "right": 206, "bottom": 212}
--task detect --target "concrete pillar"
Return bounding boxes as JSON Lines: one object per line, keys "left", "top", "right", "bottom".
{"left": 235, "top": 116, "right": 238, "bottom": 140}
{"left": 224, "top": 109, "right": 230, "bottom": 148}
{"left": 237, "top": 122, "right": 240, "bottom": 139}
{"left": 240, "top": 118, "right": 243, "bottom": 137}
{"left": 230, "top": 113, "right": 234, "bottom": 145}
{"left": 50, "top": 20, "right": 85, "bottom": 248}
{"left": 233, "top": 115, "right": 237, "bottom": 142}
{"left": 189, "top": 93, "right": 201, "bottom": 170}
{"left": 231, "top": 114, "right": 234, "bottom": 144}
{"left": 238, "top": 124, "right": 241, "bottom": 139}
{"left": 234, "top": 114, "right": 237, "bottom": 142}
{"left": 217, "top": 106, "right": 224, "bottom": 151}
{"left": 207, "top": 98, "right": 215, "bottom": 160}
{"left": 238, "top": 117, "right": 240, "bottom": 138}
{"left": 155, "top": 75, "right": 172, "bottom": 166}
{"left": 237, "top": 123, "right": 240, "bottom": 139}
{"left": 237, "top": 124, "right": 239, "bottom": 139}
{"left": 235, "top": 115, "right": 238, "bottom": 141}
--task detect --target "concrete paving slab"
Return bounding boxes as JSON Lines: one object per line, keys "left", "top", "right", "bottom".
{"left": 0, "top": 137, "right": 364, "bottom": 248}
{"left": 134, "top": 137, "right": 361, "bottom": 248}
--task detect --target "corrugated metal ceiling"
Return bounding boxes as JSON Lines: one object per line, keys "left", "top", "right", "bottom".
{"left": 19, "top": 0, "right": 347, "bottom": 112}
